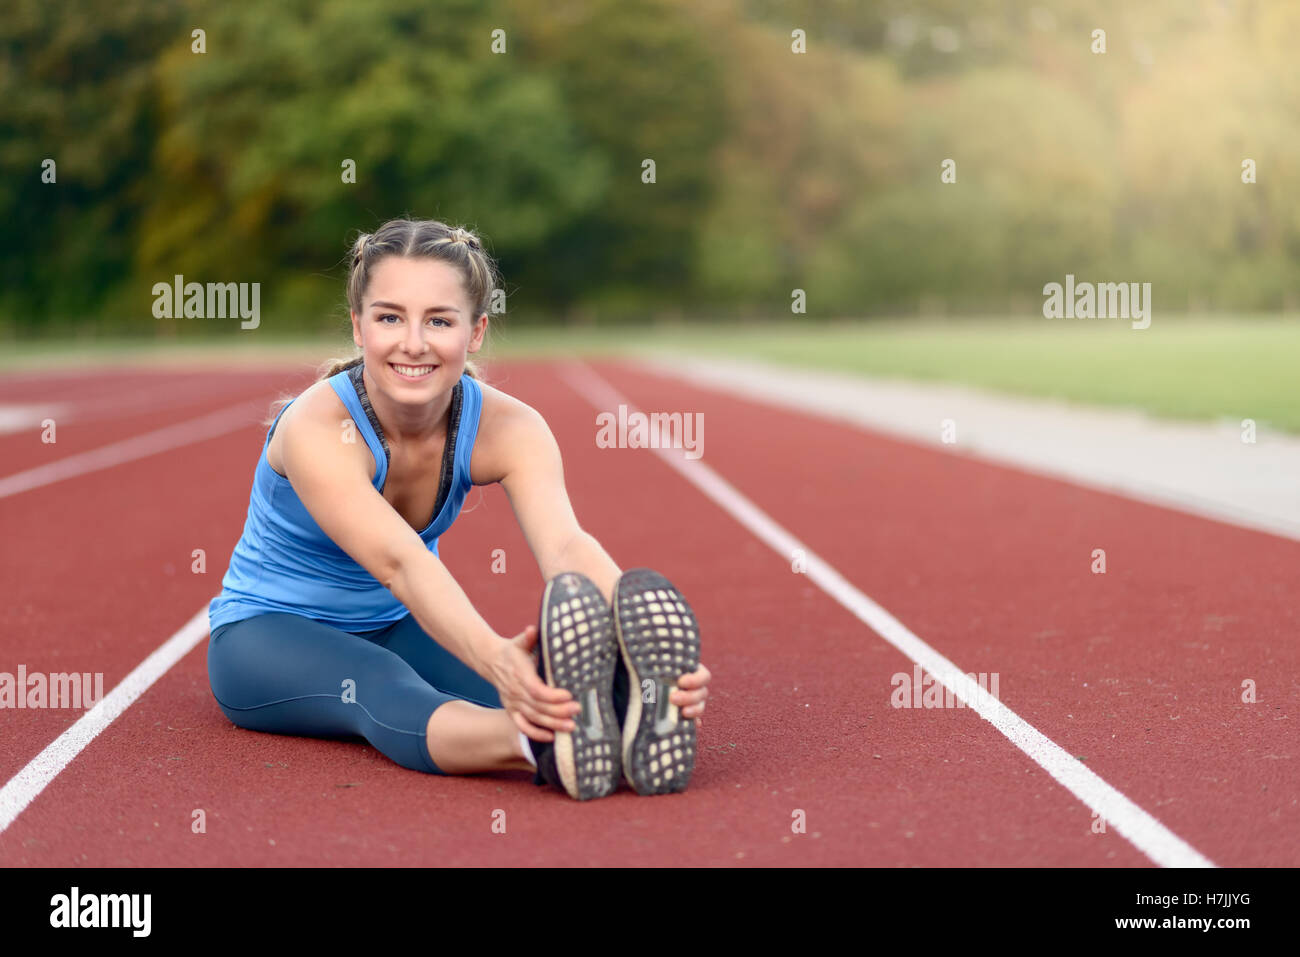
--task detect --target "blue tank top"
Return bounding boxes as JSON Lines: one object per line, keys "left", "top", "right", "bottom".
{"left": 208, "top": 364, "right": 483, "bottom": 632}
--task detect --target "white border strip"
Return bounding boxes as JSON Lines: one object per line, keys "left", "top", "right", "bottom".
{"left": 0, "top": 606, "right": 210, "bottom": 835}
{"left": 0, "top": 399, "right": 265, "bottom": 500}
{"left": 633, "top": 354, "right": 1300, "bottom": 545}
{"left": 562, "top": 360, "right": 1217, "bottom": 869}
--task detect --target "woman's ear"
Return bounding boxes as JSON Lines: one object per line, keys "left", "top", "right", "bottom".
{"left": 350, "top": 310, "right": 363, "bottom": 349}
{"left": 467, "top": 313, "right": 489, "bottom": 354}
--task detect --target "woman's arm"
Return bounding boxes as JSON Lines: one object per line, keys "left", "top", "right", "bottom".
{"left": 279, "top": 386, "right": 579, "bottom": 738}
{"left": 493, "top": 403, "right": 623, "bottom": 604}
{"left": 480, "top": 392, "right": 711, "bottom": 720}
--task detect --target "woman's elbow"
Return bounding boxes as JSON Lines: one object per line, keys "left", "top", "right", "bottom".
{"left": 376, "top": 539, "right": 428, "bottom": 597}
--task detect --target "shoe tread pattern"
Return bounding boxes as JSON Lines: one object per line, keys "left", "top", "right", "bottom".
{"left": 540, "top": 573, "right": 620, "bottom": 800}
{"left": 615, "top": 568, "right": 701, "bottom": 795}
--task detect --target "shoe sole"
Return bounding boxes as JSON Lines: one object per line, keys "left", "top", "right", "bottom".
{"left": 538, "top": 572, "right": 621, "bottom": 800}
{"left": 613, "top": 569, "right": 701, "bottom": 795}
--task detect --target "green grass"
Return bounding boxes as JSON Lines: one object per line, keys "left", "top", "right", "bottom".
{"left": 5, "top": 315, "right": 1298, "bottom": 432}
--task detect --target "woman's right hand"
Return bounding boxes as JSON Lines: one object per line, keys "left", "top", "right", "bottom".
{"left": 489, "top": 624, "right": 581, "bottom": 742}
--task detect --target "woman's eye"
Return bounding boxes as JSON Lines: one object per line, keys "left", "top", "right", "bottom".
{"left": 379, "top": 314, "right": 400, "bottom": 323}
{"left": 427, "top": 317, "right": 448, "bottom": 326}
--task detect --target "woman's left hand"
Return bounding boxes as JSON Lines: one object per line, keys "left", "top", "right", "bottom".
{"left": 670, "top": 662, "right": 711, "bottom": 720}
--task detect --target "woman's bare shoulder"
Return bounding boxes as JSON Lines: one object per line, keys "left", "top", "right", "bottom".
{"left": 265, "top": 377, "right": 356, "bottom": 475}
{"left": 471, "top": 378, "right": 552, "bottom": 485}
{"left": 475, "top": 378, "right": 538, "bottom": 424}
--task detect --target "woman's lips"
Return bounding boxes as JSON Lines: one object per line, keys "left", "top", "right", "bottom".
{"left": 390, "top": 362, "right": 438, "bottom": 380}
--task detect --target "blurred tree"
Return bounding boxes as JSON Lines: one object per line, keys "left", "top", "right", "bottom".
{"left": 2, "top": 0, "right": 1298, "bottom": 333}
{"left": 138, "top": 0, "right": 609, "bottom": 329}
{"left": 689, "top": 12, "right": 904, "bottom": 312}
{"left": 0, "top": 0, "right": 189, "bottom": 332}
{"left": 505, "top": 0, "right": 729, "bottom": 316}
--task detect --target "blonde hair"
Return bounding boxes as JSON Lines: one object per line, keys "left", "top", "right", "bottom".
{"left": 265, "top": 219, "right": 501, "bottom": 425}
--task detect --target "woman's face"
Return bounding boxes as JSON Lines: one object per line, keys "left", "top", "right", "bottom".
{"left": 350, "top": 255, "right": 486, "bottom": 404}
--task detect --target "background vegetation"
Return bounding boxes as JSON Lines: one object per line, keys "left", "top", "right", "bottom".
{"left": 3, "top": 0, "right": 1299, "bottom": 337}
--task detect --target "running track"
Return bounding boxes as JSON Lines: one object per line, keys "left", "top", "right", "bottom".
{"left": 0, "top": 358, "right": 1295, "bottom": 866}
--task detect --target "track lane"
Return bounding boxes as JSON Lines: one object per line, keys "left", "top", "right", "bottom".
{"left": 3, "top": 358, "right": 1279, "bottom": 865}
{"left": 0, "top": 401, "right": 293, "bottom": 784}
{"left": 604, "top": 359, "right": 1299, "bottom": 867}
{"left": 0, "top": 368, "right": 312, "bottom": 472}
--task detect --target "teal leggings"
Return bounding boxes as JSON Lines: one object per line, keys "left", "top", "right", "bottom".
{"left": 207, "top": 612, "right": 502, "bottom": 774}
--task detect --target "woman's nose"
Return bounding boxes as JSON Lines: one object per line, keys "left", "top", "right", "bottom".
{"left": 405, "top": 319, "right": 424, "bottom": 354}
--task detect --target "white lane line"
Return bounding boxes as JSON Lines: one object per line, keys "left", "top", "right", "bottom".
{"left": 0, "top": 399, "right": 266, "bottom": 500}
{"left": 0, "top": 403, "right": 71, "bottom": 435}
{"left": 561, "top": 360, "right": 1217, "bottom": 869}
{"left": 0, "top": 606, "right": 210, "bottom": 835}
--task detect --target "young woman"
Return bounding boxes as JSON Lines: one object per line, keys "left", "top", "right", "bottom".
{"left": 207, "top": 218, "right": 711, "bottom": 800}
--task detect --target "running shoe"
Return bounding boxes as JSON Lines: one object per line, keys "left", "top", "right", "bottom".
{"left": 612, "top": 568, "right": 702, "bottom": 795}
{"left": 533, "top": 571, "right": 621, "bottom": 800}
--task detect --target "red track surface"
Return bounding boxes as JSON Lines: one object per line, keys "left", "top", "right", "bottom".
{"left": 0, "top": 359, "right": 1295, "bottom": 866}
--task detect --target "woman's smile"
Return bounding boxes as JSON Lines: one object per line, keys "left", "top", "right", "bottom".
{"left": 389, "top": 362, "right": 439, "bottom": 381}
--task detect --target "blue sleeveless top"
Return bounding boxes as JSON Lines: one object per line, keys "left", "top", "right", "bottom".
{"left": 208, "top": 364, "right": 483, "bottom": 632}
